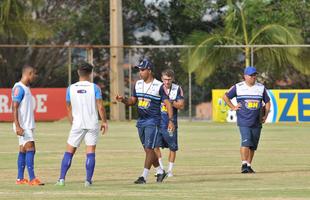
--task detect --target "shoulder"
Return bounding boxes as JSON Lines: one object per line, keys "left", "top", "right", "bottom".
{"left": 236, "top": 81, "right": 245, "bottom": 87}
{"left": 254, "top": 82, "right": 265, "bottom": 90}
{"left": 135, "top": 80, "right": 144, "bottom": 85}
{"left": 153, "top": 79, "right": 163, "bottom": 87}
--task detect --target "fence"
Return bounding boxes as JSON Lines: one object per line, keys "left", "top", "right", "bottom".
{"left": 1, "top": 44, "right": 310, "bottom": 121}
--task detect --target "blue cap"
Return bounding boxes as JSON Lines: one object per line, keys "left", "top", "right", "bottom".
{"left": 135, "top": 59, "right": 153, "bottom": 70}
{"left": 244, "top": 66, "right": 257, "bottom": 75}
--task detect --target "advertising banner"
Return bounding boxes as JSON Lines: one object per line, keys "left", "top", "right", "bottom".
{"left": 212, "top": 89, "right": 310, "bottom": 123}
{"left": 0, "top": 88, "right": 67, "bottom": 121}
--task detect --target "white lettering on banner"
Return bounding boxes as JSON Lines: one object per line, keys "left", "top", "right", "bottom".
{"left": 36, "top": 94, "right": 47, "bottom": 113}
{"left": 0, "top": 94, "right": 47, "bottom": 113}
{"left": 0, "top": 95, "right": 12, "bottom": 113}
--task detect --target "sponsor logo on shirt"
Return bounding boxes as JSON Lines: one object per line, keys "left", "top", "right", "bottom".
{"left": 245, "top": 100, "right": 260, "bottom": 110}
{"left": 77, "top": 89, "right": 87, "bottom": 94}
{"left": 138, "top": 98, "right": 150, "bottom": 109}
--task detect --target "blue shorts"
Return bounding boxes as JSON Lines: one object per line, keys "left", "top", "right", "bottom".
{"left": 155, "top": 128, "right": 178, "bottom": 152}
{"left": 137, "top": 125, "right": 159, "bottom": 149}
{"left": 239, "top": 126, "right": 262, "bottom": 150}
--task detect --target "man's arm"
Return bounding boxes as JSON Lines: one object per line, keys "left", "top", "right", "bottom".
{"left": 12, "top": 102, "right": 24, "bottom": 136}
{"left": 163, "top": 99, "right": 175, "bottom": 132}
{"left": 96, "top": 99, "right": 108, "bottom": 134}
{"left": 172, "top": 99, "right": 184, "bottom": 110}
{"left": 116, "top": 95, "right": 137, "bottom": 106}
{"left": 222, "top": 94, "right": 241, "bottom": 111}
{"left": 261, "top": 101, "right": 271, "bottom": 123}
{"left": 66, "top": 102, "right": 73, "bottom": 124}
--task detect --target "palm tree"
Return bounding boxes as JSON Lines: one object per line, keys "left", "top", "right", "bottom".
{"left": 0, "top": 0, "right": 52, "bottom": 42}
{"left": 184, "top": 0, "right": 310, "bottom": 84}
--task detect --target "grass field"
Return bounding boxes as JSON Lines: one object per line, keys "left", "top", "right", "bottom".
{"left": 0, "top": 121, "right": 310, "bottom": 200}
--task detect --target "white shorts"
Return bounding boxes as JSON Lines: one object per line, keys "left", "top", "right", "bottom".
{"left": 67, "top": 128, "right": 99, "bottom": 147}
{"left": 16, "top": 129, "right": 35, "bottom": 146}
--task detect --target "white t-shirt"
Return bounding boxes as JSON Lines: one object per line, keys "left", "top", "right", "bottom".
{"left": 66, "top": 81, "right": 102, "bottom": 129}
{"left": 12, "top": 82, "right": 35, "bottom": 130}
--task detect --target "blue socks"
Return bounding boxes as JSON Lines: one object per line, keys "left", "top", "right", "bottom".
{"left": 86, "top": 153, "right": 95, "bottom": 183}
{"left": 17, "top": 152, "right": 26, "bottom": 180}
{"left": 59, "top": 152, "right": 73, "bottom": 180}
{"left": 25, "top": 151, "right": 36, "bottom": 181}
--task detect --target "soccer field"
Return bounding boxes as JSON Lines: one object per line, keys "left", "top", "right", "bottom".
{"left": 0, "top": 121, "right": 310, "bottom": 200}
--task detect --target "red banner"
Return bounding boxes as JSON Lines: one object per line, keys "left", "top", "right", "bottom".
{"left": 0, "top": 88, "right": 67, "bottom": 121}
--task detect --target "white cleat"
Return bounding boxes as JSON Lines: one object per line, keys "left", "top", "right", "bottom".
{"left": 167, "top": 171, "right": 173, "bottom": 177}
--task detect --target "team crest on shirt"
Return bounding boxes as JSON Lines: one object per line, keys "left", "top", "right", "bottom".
{"left": 13, "top": 87, "right": 19, "bottom": 97}
{"left": 245, "top": 100, "right": 260, "bottom": 110}
{"left": 138, "top": 98, "right": 151, "bottom": 109}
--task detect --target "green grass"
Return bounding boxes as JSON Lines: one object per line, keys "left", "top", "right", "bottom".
{"left": 0, "top": 121, "right": 310, "bottom": 200}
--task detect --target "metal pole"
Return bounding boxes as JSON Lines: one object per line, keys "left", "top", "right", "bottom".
{"left": 251, "top": 47, "right": 254, "bottom": 66}
{"left": 128, "top": 49, "right": 132, "bottom": 121}
{"left": 68, "top": 47, "right": 72, "bottom": 86}
{"left": 189, "top": 72, "right": 192, "bottom": 121}
{"left": 188, "top": 48, "right": 192, "bottom": 121}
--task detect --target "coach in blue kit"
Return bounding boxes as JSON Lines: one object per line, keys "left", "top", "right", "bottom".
{"left": 154, "top": 69, "right": 184, "bottom": 178}
{"left": 223, "top": 66, "right": 270, "bottom": 173}
{"left": 116, "top": 59, "right": 175, "bottom": 184}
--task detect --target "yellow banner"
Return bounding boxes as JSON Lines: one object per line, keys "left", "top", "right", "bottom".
{"left": 212, "top": 89, "right": 310, "bottom": 122}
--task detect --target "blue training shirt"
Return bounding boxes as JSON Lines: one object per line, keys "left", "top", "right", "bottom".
{"left": 226, "top": 81, "right": 270, "bottom": 127}
{"left": 133, "top": 79, "right": 168, "bottom": 127}
{"left": 160, "top": 83, "right": 184, "bottom": 129}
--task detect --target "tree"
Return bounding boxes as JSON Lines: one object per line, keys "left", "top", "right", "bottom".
{"left": 185, "top": 0, "right": 310, "bottom": 84}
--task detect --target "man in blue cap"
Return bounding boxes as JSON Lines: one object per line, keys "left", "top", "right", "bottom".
{"left": 116, "top": 58, "right": 175, "bottom": 184}
{"left": 222, "top": 66, "right": 271, "bottom": 173}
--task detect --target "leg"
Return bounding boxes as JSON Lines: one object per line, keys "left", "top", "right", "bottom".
{"left": 85, "top": 145, "right": 96, "bottom": 184}
{"left": 248, "top": 149, "right": 255, "bottom": 164}
{"left": 154, "top": 147, "right": 164, "bottom": 170}
{"left": 17, "top": 145, "right": 26, "bottom": 181}
{"left": 24, "top": 141, "right": 36, "bottom": 181}
{"left": 58, "top": 144, "right": 76, "bottom": 181}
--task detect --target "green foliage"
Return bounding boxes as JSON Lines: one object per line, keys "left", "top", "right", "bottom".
{"left": 185, "top": 0, "right": 310, "bottom": 85}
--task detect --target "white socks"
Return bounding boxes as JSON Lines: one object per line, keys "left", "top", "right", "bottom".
{"left": 158, "top": 158, "right": 164, "bottom": 170}
{"left": 141, "top": 168, "right": 149, "bottom": 179}
{"left": 168, "top": 162, "right": 174, "bottom": 172}
{"left": 156, "top": 166, "right": 164, "bottom": 174}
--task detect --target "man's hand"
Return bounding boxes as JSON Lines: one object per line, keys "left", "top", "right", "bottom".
{"left": 100, "top": 121, "right": 108, "bottom": 135}
{"left": 16, "top": 126, "right": 24, "bottom": 136}
{"left": 115, "top": 95, "right": 124, "bottom": 102}
{"left": 232, "top": 103, "right": 242, "bottom": 111}
{"left": 167, "top": 120, "right": 175, "bottom": 133}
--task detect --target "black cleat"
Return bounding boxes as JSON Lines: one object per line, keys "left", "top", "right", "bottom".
{"left": 156, "top": 171, "right": 167, "bottom": 182}
{"left": 241, "top": 164, "right": 249, "bottom": 173}
{"left": 134, "top": 176, "right": 146, "bottom": 184}
{"left": 247, "top": 166, "right": 255, "bottom": 173}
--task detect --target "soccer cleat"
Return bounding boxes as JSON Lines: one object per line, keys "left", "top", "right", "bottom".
{"left": 16, "top": 178, "right": 29, "bottom": 185}
{"left": 156, "top": 170, "right": 167, "bottom": 182}
{"left": 167, "top": 171, "right": 173, "bottom": 177}
{"left": 55, "top": 179, "right": 65, "bottom": 186}
{"left": 134, "top": 176, "right": 146, "bottom": 184}
{"left": 247, "top": 166, "right": 256, "bottom": 173}
{"left": 28, "top": 178, "right": 45, "bottom": 186}
{"left": 241, "top": 164, "right": 249, "bottom": 173}
{"left": 84, "top": 180, "right": 92, "bottom": 187}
